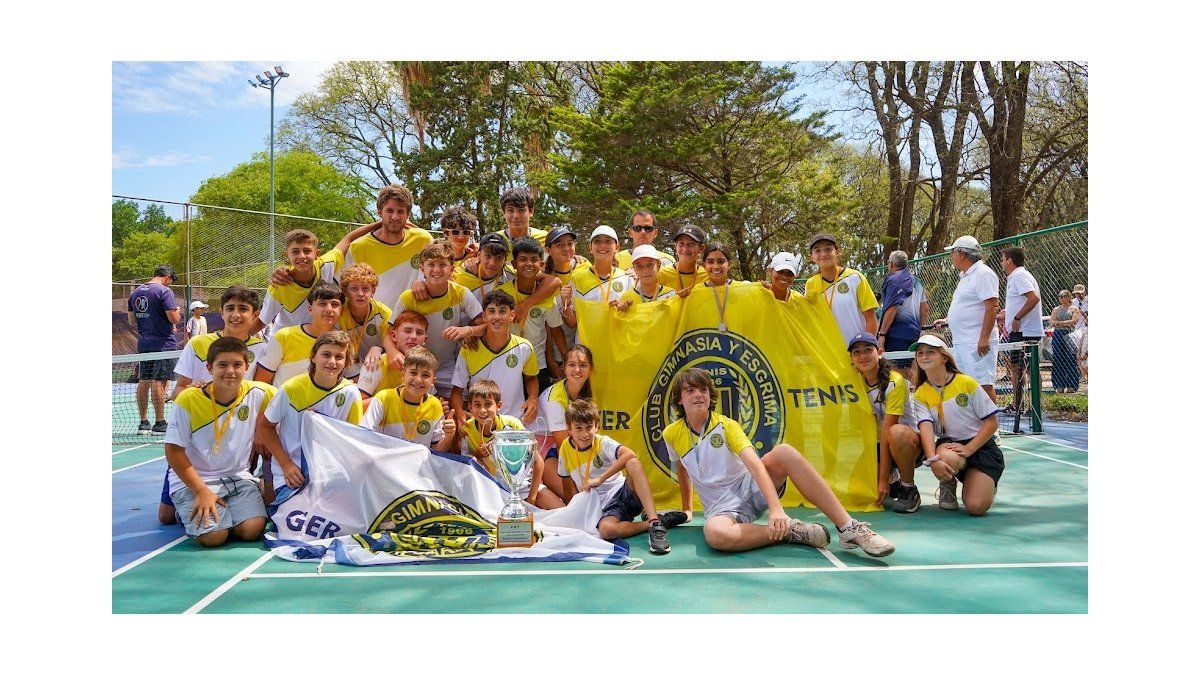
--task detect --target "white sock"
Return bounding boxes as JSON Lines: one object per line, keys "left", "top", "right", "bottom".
{"left": 837, "top": 519, "right": 854, "bottom": 532}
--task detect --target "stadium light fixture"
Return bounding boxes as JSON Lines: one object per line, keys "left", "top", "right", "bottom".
{"left": 247, "top": 65, "right": 289, "bottom": 268}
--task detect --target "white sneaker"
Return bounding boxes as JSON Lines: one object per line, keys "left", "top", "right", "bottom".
{"left": 783, "top": 518, "right": 830, "bottom": 548}
{"left": 838, "top": 520, "right": 895, "bottom": 557}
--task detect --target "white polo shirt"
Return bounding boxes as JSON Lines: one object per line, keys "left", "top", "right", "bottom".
{"left": 1004, "top": 266, "right": 1043, "bottom": 336}
{"left": 946, "top": 260, "right": 999, "bottom": 344}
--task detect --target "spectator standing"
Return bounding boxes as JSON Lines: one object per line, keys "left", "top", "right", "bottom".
{"left": 185, "top": 301, "right": 209, "bottom": 341}
{"left": 1071, "top": 283, "right": 1088, "bottom": 330}
{"left": 877, "top": 250, "right": 922, "bottom": 368}
{"left": 128, "top": 264, "right": 181, "bottom": 435}
{"left": 944, "top": 235, "right": 1000, "bottom": 403}
{"left": 1049, "top": 290, "right": 1081, "bottom": 392}
{"left": 1000, "top": 247, "right": 1042, "bottom": 419}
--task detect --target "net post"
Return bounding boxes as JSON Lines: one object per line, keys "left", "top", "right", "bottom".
{"left": 1028, "top": 341, "right": 1043, "bottom": 433}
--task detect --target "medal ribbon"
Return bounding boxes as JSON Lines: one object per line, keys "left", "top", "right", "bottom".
{"left": 207, "top": 384, "right": 245, "bottom": 455}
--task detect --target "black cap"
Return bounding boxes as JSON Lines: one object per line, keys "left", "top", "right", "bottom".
{"left": 479, "top": 232, "right": 510, "bottom": 251}
{"left": 545, "top": 226, "right": 576, "bottom": 247}
{"left": 673, "top": 225, "right": 706, "bottom": 245}
{"left": 806, "top": 232, "right": 839, "bottom": 250}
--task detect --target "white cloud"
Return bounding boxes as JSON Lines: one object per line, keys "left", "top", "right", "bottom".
{"left": 112, "top": 147, "right": 212, "bottom": 170}
{"left": 114, "top": 61, "right": 337, "bottom": 115}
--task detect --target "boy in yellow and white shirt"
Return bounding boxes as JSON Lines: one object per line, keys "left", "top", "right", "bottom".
{"left": 164, "top": 337, "right": 276, "bottom": 547}
{"left": 664, "top": 368, "right": 895, "bottom": 557}
{"left": 498, "top": 236, "right": 563, "bottom": 392}
{"left": 255, "top": 281, "right": 344, "bottom": 386}
{"left": 360, "top": 347, "right": 457, "bottom": 452}
{"left": 459, "top": 379, "right": 562, "bottom": 509}
{"left": 357, "top": 311, "right": 428, "bottom": 402}
{"left": 343, "top": 185, "right": 434, "bottom": 313}
{"left": 557, "top": 399, "right": 679, "bottom": 554}
{"left": 803, "top": 232, "right": 879, "bottom": 345}
{"left": 450, "top": 289, "right": 540, "bottom": 428}
{"left": 336, "top": 263, "right": 392, "bottom": 381}
{"left": 386, "top": 240, "right": 484, "bottom": 397}
{"left": 172, "top": 285, "right": 268, "bottom": 399}
{"left": 258, "top": 330, "right": 364, "bottom": 505}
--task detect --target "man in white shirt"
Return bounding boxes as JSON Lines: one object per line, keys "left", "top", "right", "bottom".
{"left": 1001, "top": 247, "right": 1042, "bottom": 420}
{"left": 945, "top": 235, "right": 999, "bottom": 403}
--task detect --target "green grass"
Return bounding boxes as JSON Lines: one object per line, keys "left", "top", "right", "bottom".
{"left": 1044, "top": 394, "right": 1087, "bottom": 414}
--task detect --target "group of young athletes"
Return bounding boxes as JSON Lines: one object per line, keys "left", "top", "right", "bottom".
{"left": 156, "top": 184, "right": 1005, "bottom": 561}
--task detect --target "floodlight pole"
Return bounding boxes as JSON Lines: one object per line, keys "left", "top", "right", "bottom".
{"left": 249, "top": 66, "right": 289, "bottom": 268}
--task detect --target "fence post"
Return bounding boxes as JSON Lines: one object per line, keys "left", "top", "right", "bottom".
{"left": 1029, "top": 342, "right": 1043, "bottom": 433}
{"left": 184, "top": 203, "right": 193, "bottom": 309}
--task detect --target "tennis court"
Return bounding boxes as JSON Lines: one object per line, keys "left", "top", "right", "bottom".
{"left": 112, "top": 423, "right": 1087, "bottom": 614}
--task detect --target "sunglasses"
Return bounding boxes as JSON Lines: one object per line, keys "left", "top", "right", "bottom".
{"left": 630, "top": 225, "right": 657, "bottom": 233}
{"left": 443, "top": 229, "right": 472, "bottom": 236}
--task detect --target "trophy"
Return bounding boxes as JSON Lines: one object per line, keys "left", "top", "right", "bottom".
{"left": 493, "top": 428, "right": 537, "bottom": 548}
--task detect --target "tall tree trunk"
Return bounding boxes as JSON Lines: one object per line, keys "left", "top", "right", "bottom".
{"left": 964, "top": 61, "right": 1031, "bottom": 240}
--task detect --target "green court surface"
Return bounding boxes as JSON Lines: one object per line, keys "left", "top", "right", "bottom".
{"left": 112, "top": 434, "right": 1087, "bottom": 613}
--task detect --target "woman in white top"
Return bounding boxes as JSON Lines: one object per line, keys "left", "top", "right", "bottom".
{"left": 848, "top": 332, "right": 922, "bottom": 513}
{"left": 529, "top": 344, "right": 595, "bottom": 500}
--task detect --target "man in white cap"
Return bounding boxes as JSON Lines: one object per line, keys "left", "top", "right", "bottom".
{"left": 1071, "top": 283, "right": 1088, "bottom": 330}
{"left": 185, "top": 300, "right": 209, "bottom": 342}
{"left": 763, "top": 252, "right": 800, "bottom": 301}
{"left": 945, "top": 235, "right": 999, "bottom": 403}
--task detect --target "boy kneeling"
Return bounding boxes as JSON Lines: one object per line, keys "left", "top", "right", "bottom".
{"left": 559, "top": 399, "right": 683, "bottom": 555}
{"left": 665, "top": 368, "right": 895, "bottom": 557}
{"left": 164, "top": 337, "right": 277, "bottom": 547}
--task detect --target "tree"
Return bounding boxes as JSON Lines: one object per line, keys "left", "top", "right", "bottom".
{"left": 547, "top": 61, "right": 837, "bottom": 279}
{"left": 962, "top": 61, "right": 1032, "bottom": 240}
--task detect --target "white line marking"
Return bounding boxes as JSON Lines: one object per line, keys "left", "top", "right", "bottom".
{"left": 112, "top": 443, "right": 154, "bottom": 455}
{"left": 246, "top": 560, "right": 1086, "bottom": 580}
{"left": 817, "top": 547, "right": 848, "bottom": 568}
{"left": 1011, "top": 436, "right": 1088, "bottom": 453}
{"left": 111, "top": 535, "right": 188, "bottom": 578}
{"left": 1002, "top": 446, "right": 1088, "bottom": 470}
{"left": 112, "top": 455, "right": 165, "bottom": 474}
{"left": 185, "top": 551, "right": 275, "bottom": 614}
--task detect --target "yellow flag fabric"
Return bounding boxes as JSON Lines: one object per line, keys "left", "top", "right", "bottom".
{"left": 576, "top": 282, "right": 880, "bottom": 512}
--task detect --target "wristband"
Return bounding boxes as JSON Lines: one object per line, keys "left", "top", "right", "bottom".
{"left": 922, "top": 456, "right": 939, "bottom": 467}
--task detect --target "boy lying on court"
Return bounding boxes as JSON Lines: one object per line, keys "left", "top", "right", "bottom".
{"left": 558, "top": 399, "right": 685, "bottom": 555}
{"left": 163, "top": 337, "right": 276, "bottom": 547}
{"left": 665, "top": 368, "right": 895, "bottom": 557}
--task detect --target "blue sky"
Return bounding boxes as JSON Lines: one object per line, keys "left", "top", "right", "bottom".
{"left": 112, "top": 61, "right": 337, "bottom": 203}
{"left": 112, "top": 61, "right": 859, "bottom": 206}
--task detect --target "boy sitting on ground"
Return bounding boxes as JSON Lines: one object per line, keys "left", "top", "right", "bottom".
{"left": 360, "top": 346, "right": 457, "bottom": 452}
{"left": 460, "top": 379, "right": 563, "bottom": 510}
{"left": 558, "top": 399, "right": 684, "bottom": 555}
{"left": 163, "top": 337, "right": 276, "bottom": 547}
{"left": 257, "top": 330, "right": 363, "bottom": 505}
{"left": 664, "top": 368, "right": 896, "bottom": 557}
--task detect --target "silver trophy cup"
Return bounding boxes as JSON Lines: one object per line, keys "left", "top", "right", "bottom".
{"left": 493, "top": 429, "right": 537, "bottom": 546}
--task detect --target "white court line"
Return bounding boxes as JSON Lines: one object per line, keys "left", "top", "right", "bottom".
{"left": 817, "top": 547, "right": 848, "bottom": 568}
{"left": 1002, "top": 445, "right": 1088, "bottom": 470}
{"left": 112, "top": 443, "right": 154, "bottom": 456}
{"left": 112, "top": 456, "right": 166, "bottom": 474}
{"left": 246, "top": 560, "right": 1086, "bottom": 580}
{"left": 185, "top": 551, "right": 275, "bottom": 614}
{"left": 1011, "top": 435, "right": 1088, "bottom": 453}
{"left": 112, "top": 535, "right": 188, "bottom": 578}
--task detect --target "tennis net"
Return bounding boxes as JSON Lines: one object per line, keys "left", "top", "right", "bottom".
{"left": 112, "top": 350, "right": 182, "bottom": 445}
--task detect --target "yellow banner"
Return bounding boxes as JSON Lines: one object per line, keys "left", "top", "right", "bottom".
{"left": 576, "top": 283, "right": 880, "bottom": 512}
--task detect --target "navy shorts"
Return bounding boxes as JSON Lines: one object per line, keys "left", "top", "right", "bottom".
{"left": 137, "top": 349, "right": 178, "bottom": 382}
{"left": 598, "top": 482, "right": 645, "bottom": 526}
{"left": 160, "top": 470, "right": 173, "bottom": 506}
{"left": 937, "top": 436, "right": 1005, "bottom": 485}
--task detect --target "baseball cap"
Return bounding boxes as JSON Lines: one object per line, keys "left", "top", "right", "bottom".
{"left": 768, "top": 252, "right": 799, "bottom": 275}
{"left": 806, "top": 233, "right": 839, "bottom": 250}
{"left": 673, "top": 225, "right": 705, "bottom": 244}
{"left": 189, "top": 300, "right": 209, "bottom": 311}
{"left": 590, "top": 225, "right": 619, "bottom": 242}
{"left": 630, "top": 244, "right": 661, "bottom": 264}
{"left": 479, "top": 232, "right": 510, "bottom": 251}
{"left": 1072, "top": 284, "right": 1086, "bottom": 294}
{"left": 944, "top": 235, "right": 982, "bottom": 253}
{"left": 546, "top": 226, "right": 575, "bottom": 247}
{"left": 847, "top": 332, "right": 879, "bottom": 350}
{"left": 909, "top": 334, "right": 950, "bottom": 351}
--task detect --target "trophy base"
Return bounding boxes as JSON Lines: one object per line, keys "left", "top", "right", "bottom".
{"left": 495, "top": 514, "right": 535, "bottom": 548}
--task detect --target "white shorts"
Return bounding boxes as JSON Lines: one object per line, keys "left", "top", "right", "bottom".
{"left": 953, "top": 341, "right": 998, "bottom": 386}
{"left": 704, "top": 472, "right": 784, "bottom": 524}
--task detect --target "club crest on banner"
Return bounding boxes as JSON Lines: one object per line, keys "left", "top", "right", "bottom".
{"left": 641, "top": 329, "right": 784, "bottom": 475}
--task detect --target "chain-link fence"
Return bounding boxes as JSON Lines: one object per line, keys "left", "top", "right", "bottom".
{"left": 112, "top": 196, "right": 358, "bottom": 355}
